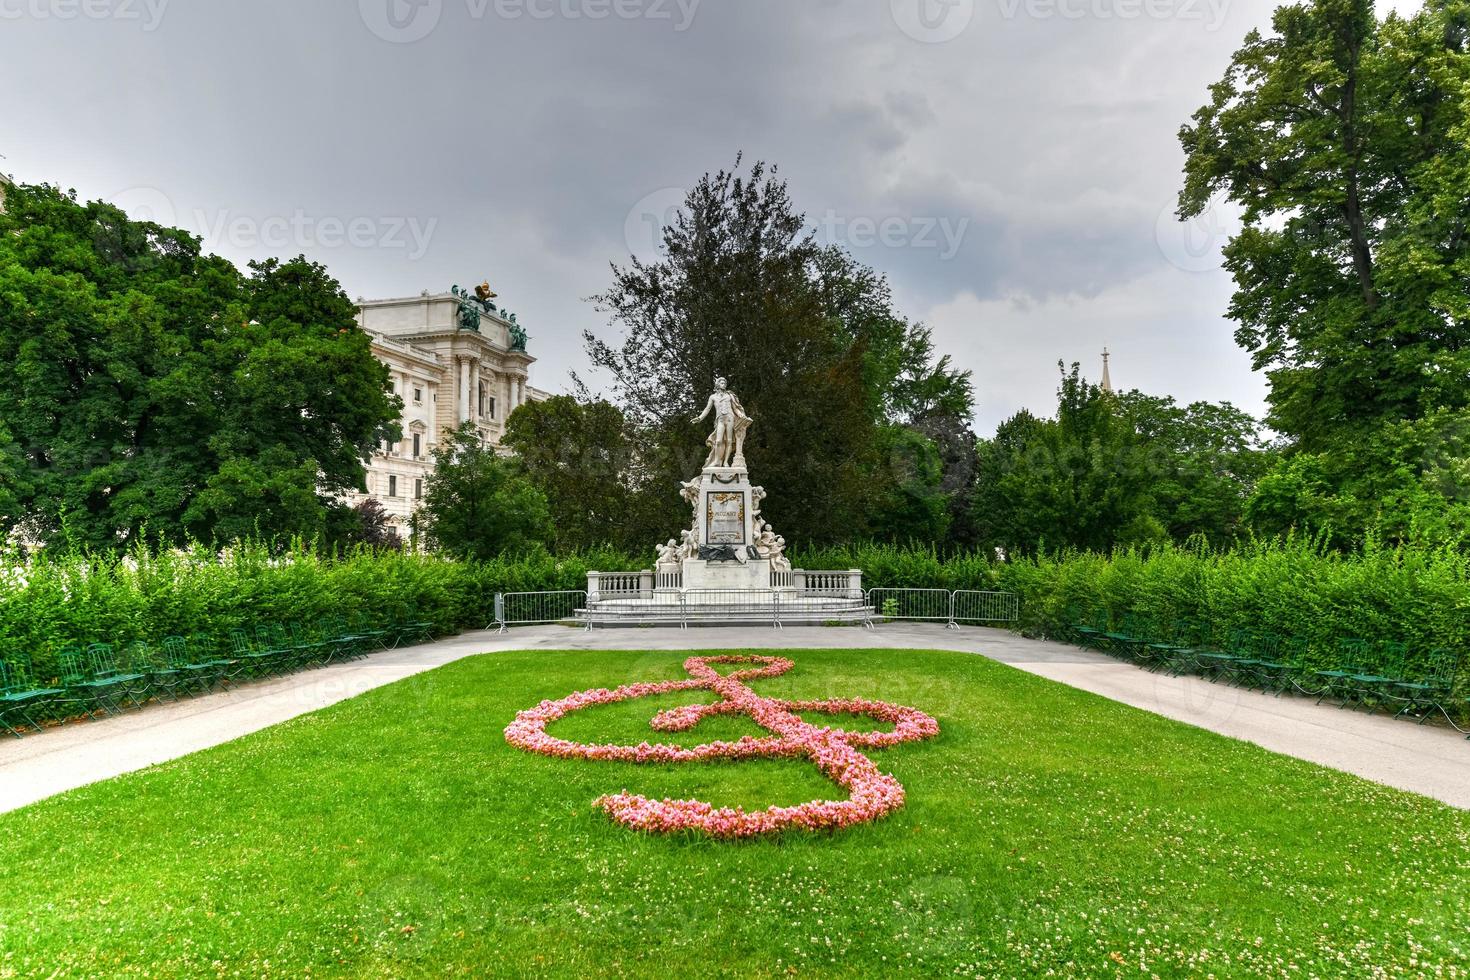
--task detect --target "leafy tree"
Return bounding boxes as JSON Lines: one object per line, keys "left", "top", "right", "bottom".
{"left": 343, "top": 499, "right": 404, "bottom": 552}
{"left": 0, "top": 183, "right": 400, "bottom": 550}
{"left": 1119, "top": 393, "right": 1271, "bottom": 540}
{"left": 583, "top": 157, "right": 974, "bottom": 547}
{"left": 973, "top": 367, "right": 1267, "bottom": 553}
{"left": 416, "top": 423, "right": 552, "bottom": 559}
{"left": 1179, "top": 0, "right": 1470, "bottom": 542}
{"left": 1179, "top": 0, "right": 1470, "bottom": 448}
{"left": 501, "top": 395, "right": 659, "bottom": 553}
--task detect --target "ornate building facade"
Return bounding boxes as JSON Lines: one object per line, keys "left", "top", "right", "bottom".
{"left": 348, "top": 288, "right": 549, "bottom": 537}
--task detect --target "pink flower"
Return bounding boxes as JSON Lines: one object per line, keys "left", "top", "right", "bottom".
{"left": 503, "top": 655, "right": 940, "bottom": 838}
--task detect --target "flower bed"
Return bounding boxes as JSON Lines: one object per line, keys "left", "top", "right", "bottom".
{"left": 503, "top": 655, "right": 940, "bottom": 838}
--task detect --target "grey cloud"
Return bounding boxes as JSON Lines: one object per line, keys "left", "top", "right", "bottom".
{"left": 0, "top": 0, "right": 1273, "bottom": 427}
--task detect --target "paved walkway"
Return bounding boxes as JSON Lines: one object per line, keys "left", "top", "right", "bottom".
{"left": 2, "top": 625, "right": 1467, "bottom": 814}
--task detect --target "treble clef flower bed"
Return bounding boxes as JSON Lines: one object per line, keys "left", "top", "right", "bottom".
{"left": 502, "top": 655, "right": 940, "bottom": 838}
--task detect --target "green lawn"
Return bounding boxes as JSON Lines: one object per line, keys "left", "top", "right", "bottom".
{"left": 1, "top": 649, "right": 1467, "bottom": 978}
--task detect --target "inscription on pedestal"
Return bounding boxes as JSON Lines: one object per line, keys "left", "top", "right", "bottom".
{"left": 706, "top": 492, "right": 746, "bottom": 544}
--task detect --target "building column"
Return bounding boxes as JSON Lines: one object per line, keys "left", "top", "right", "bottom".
{"left": 458, "top": 357, "right": 471, "bottom": 423}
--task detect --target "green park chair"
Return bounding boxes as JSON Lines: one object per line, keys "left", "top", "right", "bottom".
{"left": 0, "top": 656, "right": 62, "bottom": 738}
{"left": 1390, "top": 647, "right": 1461, "bottom": 721}
{"left": 228, "top": 629, "right": 280, "bottom": 679}
{"left": 287, "top": 622, "right": 331, "bottom": 671}
{"left": 124, "top": 639, "right": 180, "bottom": 703}
{"left": 1138, "top": 617, "right": 1197, "bottom": 674}
{"left": 161, "top": 635, "right": 227, "bottom": 694}
{"left": 1066, "top": 604, "right": 1107, "bottom": 648}
{"left": 190, "top": 632, "right": 242, "bottom": 682}
{"left": 1346, "top": 641, "right": 1408, "bottom": 711}
{"left": 391, "top": 604, "right": 435, "bottom": 648}
{"left": 1314, "top": 638, "right": 1369, "bottom": 705}
{"left": 59, "top": 643, "right": 144, "bottom": 718}
{"left": 320, "top": 616, "right": 365, "bottom": 662}
{"left": 1100, "top": 612, "right": 1145, "bottom": 661}
{"left": 1194, "top": 628, "right": 1252, "bottom": 680}
{"left": 349, "top": 612, "right": 390, "bottom": 654}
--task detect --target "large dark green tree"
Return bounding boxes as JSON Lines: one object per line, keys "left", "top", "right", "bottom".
{"left": 584, "top": 157, "right": 973, "bottom": 547}
{"left": 973, "top": 366, "right": 1267, "bottom": 554}
{"left": 502, "top": 395, "right": 658, "bottom": 553}
{"left": 1179, "top": 0, "right": 1470, "bottom": 543}
{"left": 0, "top": 183, "right": 400, "bottom": 549}
{"left": 415, "top": 422, "right": 552, "bottom": 559}
{"left": 1180, "top": 0, "right": 1470, "bottom": 449}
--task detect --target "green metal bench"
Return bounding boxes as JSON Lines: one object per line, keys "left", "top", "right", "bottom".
{"left": 0, "top": 656, "right": 62, "bottom": 737}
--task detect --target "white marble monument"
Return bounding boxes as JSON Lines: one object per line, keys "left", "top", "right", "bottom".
{"left": 652, "top": 378, "right": 791, "bottom": 591}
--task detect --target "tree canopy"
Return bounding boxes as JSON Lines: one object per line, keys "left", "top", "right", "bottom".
{"left": 0, "top": 183, "right": 401, "bottom": 550}
{"left": 582, "top": 157, "right": 974, "bottom": 548}
{"left": 1178, "top": 0, "right": 1470, "bottom": 543}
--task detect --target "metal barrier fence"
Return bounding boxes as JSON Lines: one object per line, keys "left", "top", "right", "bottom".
{"left": 681, "top": 589, "right": 782, "bottom": 629}
{"left": 493, "top": 591, "right": 589, "bottom": 632}
{"left": 951, "top": 590, "right": 1021, "bottom": 625}
{"left": 490, "top": 587, "right": 1021, "bottom": 631}
{"left": 866, "top": 588, "right": 958, "bottom": 629}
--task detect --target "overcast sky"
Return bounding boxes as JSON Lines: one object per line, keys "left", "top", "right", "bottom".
{"left": 0, "top": 0, "right": 1421, "bottom": 431}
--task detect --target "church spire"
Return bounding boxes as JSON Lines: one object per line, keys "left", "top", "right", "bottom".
{"left": 1100, "top": 347, "right": 1113, "bottom": 394}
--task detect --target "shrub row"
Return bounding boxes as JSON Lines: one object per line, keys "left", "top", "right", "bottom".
{"left": 5, "top": 538, "right": 1467, "bottom": 698}
{"left": 0, "top": 542, "right": 625, "bottom": 681}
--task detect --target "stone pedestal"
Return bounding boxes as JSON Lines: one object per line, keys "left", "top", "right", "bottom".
{"left": 681, "top": 557, "right": 773, "bottom": 592}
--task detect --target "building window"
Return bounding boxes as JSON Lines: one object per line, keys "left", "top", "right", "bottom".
{"left": 388, "top": 475, "right": 398, "bottom": 498}
{"left": 414, "top": 478, "right": 423, "bottom": 500}
{"left": 412, "top": 433, "right": 421, "bottom": 458}
{"left": 477, "top": 381, "right": 486, "bottom": 418}
{"left": 488, "top": 396, "right": 497, "bottom": 419}
{"left": 413, "top": 387, "right": 423, "bottom": 404}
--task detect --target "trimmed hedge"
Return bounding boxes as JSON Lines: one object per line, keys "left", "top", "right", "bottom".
{"left": 0, "top": 542, "right": 624, "bottom": 682}
{"left": 5, "top": 539, "right": 1466, "bottom": 709}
